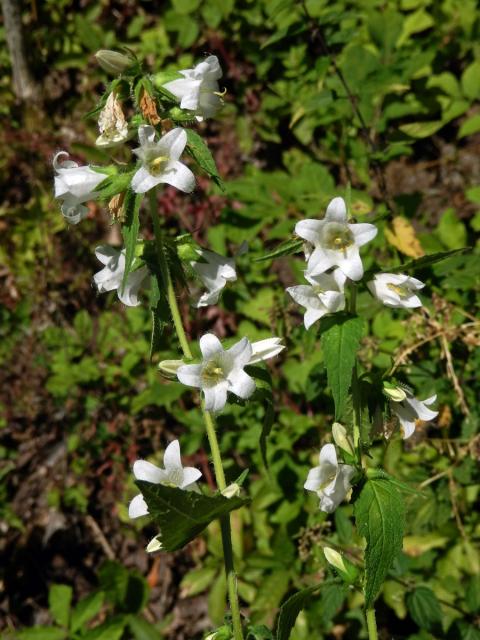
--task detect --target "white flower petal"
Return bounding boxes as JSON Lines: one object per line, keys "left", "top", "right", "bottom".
{"left": 319, "top": 443, "right": 338, "bottom": 467}
{"left": 325, "top": 197, "right": 347, "bottom": 222}
{"left": 156, "top": 128, "right": 188, "bottom": 162}
{"left": 306, "top": 247, "right": 337, "bottom": 277}
{"left": 336, "top": 247, "right": 364, "bottom": 281}
{"left": 163, "top": 440, "right": 182, "bottom": 472}
{"left": 225, "top": 337, "right": 253, "bottom": 369}
{"left": 131, "top": 166, "right": 162, "bottom": 194}
{"left": 177, "top": 363, "right": 203, "bottom": 388}
{"left": 295, "top": 219, "right": 325, "bottom": 245}
{"left": 350, "top": 223, "right": 378, "bottom": 247}
{"left": 304, "top": 465, "right": 323, "bottom": 492}
{"left": 117, "top": 266, "right": 149, "bottom": 307}
{"left": 199, "top": 334, "right": 223, "bottom": 359}
{"left": 160, "top": 160, "right": 195, "bottom": 193}
{"left": 304, "top": 308, "right": 326, "bottom": 329}
{"left": 129, "top": 494, "right": 149, "bottom": 519}
{"left": 133, "top": 460, "right": 166, "bottom": 483}
{"left": 181, "top": 467, "right": 203, "bottom": 488}
{"left": 203, "top": 382, "right": 228, "bottom": 412}
{"left": 248, "top": 338, "right": 285, "bottom": 364}
{"left": 228, "top": 369, "right": 256, "bottom": 399}
{"left": 138, "top": 124, "right": 156, "bottom": 146}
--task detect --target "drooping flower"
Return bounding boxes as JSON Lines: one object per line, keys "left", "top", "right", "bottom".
{"left": 128, "top": 440, "right": 202, "bottom": 519}
{"left": 286, "top": 269, "right": 346, "bottom": 329}
{"left": 93, "top": 245, "right": 149, "bottom": 306}
{"left": 53, "top": 152, "right": 108, "bottom": 224}
{"left": 304, "top": 444, "right": 355, "bottom": 513}
{"left": 390, "top": 391, "right": 438, "bottom": 439}
{"left": 248, "top": 337, "right": 285, "bottom": 364}
{"left": 96, "top": 92, "right": 130, "bottom": 148}
{"left": 131, "top": 125, "right": 195, "bottom": 194}
{"left": 177, "top": 334, "right": 255, "bottom": 413}
{"left": 295, "top": 197, "right": 377, "bottom": 281}
{"left": 191, "top": 249, "right": 237, "bottom": 307}
{"left": 163, "top": 55, "right": 224, "bottom": 121}
{"left": 367, "top": 273, "right": 424, "bottom": 308}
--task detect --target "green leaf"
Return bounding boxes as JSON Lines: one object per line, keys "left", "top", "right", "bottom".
{"left": 128, "top": 615, "right": 164, "bottom": 640}
{"left": 354, "top": 478, "right": 405, "bottom": 608}
{"left": 48, "top": 584, "right": 72, "bottom": 628}
{"left": 136, "top": 481, "right": 249, "bottom": 551}
{"left": 459, "top": 114, "right": 480, "bottom": 138}
{"left": 399, "top": 121, "right": 445, "bottom": 138}
{"left": 185, "top": 128, "right": 223, "bottom": 189}
{"left": 70, "top": 591, "right": 104, "bottom": 633}
{"left": 96, "top": 171, "right": 135, "bottom": 201}
{"left": 461, "top": 61, "right": 480, "bottom": 100}
{"left": 385, "top": 248, "right": 471, "bottom": 273}
{"left": 16, "top": 628, "right": 66, "bottom": 640}
{"left": 276, "top": 585, "right": 321, "bottom": 640}
{"left": 121, "top": 188, "right": 143, "bottom": 293}
{"left": 248, "top": 365, "right": 274, "bottom": 469}
{"left": 437, "top": 209, "right": 467, "bottom": 249}
{"left": 320, "top": 314, "right": 365, "bottom": 420}
{"left": 253, "top": 238, "right": 304, "bottom": 262}
{"left": 406, "top": 587, "right": 442, "bottom": 631}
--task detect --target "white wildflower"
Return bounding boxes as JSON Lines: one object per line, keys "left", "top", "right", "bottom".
{"left": 191, "top": 249, "right": 237, "bottom": 307}
{"left": 390, "top": 391, "right": 438, "bottom": 439}
{"left": 304, "top": 444, "right": 355, "bottom": 513}
{"left": 367, "top": 273, "right": 424, "bottom": 308}
{"left": 96, "top": 92, "right": 130, "bottom": 148}
{"left": 286, "top": 269, "right": 346, "bottom": 329}
{"left": 93, "top": 245, "right": 149, "bottom": 306}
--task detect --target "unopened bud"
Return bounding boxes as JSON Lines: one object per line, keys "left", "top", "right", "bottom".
{"left": 95, "top": 50, "right": 134, "bottom": 75}
{"left": 383, "top": 382, "right": 407, "bottom": 402}
{"left": 332, "top": 422, "right": 355, "bottom": 456}
{"left": 323, "top": 547, "right": 359, "bottom": 583}
{"left": 158, "top": 359, "right": 184, "bottom": 379}
{"left": 221, "top": 483, "right": 241, "bottom": 499}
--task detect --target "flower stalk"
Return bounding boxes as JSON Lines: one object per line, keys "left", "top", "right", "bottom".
{"left": 148, "top": 189, "right": 244, "bottom": 640}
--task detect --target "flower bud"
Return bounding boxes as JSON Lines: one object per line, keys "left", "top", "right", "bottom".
{"left": 95, "top": 50, "right": 134, "bottom": 75}
{"left": 323, "top": 547, "right": 359, "bottom": 583}
{"left": 158, "top": 359, "right": 184, "bottom": 379}
{"left": 332, "top": 422, "right": 355, "bottom": 456}
{"left": 383, "top": 381, "right": 407, "bottom": 402}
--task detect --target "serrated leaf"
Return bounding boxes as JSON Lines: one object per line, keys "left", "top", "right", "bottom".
{"left": 121, "top": 188, "right": 143, "bottom": 293}
{"left": 406, "top": 587, "right": 442, "bottom": 631}
{"left": 320, "top": 314, "right": 364, "bottom": 420}
{"left": 96, "top": 171, "right": 135, "bottom": 201}
{"left": 70, "top": 591, "right": 104, "bottom": 633}
{"left": 185, "top": 129, "right": 223, "bottom": 189}
{"left": 136, "top": 481, "right": 249, "bottom": 551}
{"left": 254, "top": 238, "right": 304, "bottom": 262}
{"left": 354, "top": 478, "right": 405, "bottom": 608}
{"left": 48, "top": 584, "right": 72, "bottom": 628}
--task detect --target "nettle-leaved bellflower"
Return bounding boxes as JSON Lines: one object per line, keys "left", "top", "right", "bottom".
{"left": 390, "top": 391, "right": 438, "bottom": 439}
{"left": 367, "top": 273, "right": 424, "bottom": 308}
{"left": 131, "top": 125, "right": 195, "bottom": 194}
{"left": 296, "top": 197, "right": 377, "bottom": 281}
{"left": 93, "top": 245, "right": 149, "bottom": 306}
{"left": 304, "top": 444, "right": 355, "bottom": 513}
{"left": 177, "top": 334, "right": 285, "bottom": 412}
{"left": 163, "top": 55, "right": 223, "bottom": 121}
{"left": 53, "top": 152, "right": 108, "bottom": 224}
{"left": 191, "top": 249, "right": 237, "bottom": 308}
{"left": 96, "top": 92, "right": 129, "bottom": 148}
{"left": 286, "top": 269, "right": 346, "bottom": 329}
{"left": 128, "top": 439, "right": 202, "bottom": 520}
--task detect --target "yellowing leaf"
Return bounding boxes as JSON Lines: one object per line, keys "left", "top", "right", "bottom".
{"left": 385, "top": 216, "right": 425, "bottom": 258}
{"left": 403, "top": 534, "right": 449, "bottom": 557}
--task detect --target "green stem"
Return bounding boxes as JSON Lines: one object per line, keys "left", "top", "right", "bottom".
{"left": 148, "top": 189, "right": 192, "bottom": 360}
{"left": 349, "top": 284, "right": 362, "bottom": 463}
{"left": 148, "top": 190, "right": 244, "bottom": 640}
{"left": 366, "top": 608, "right": 378, "bottom": 640}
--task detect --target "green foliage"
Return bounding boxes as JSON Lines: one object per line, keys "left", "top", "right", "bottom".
{"left": 137, "top": 480, "right": 249, "bottom": 551}
{"left": 354, "top": 478, "right": 405, "bottom": 608}
{"left": 186, "top": 128, "right": 223, "bottom": 189}
{"left": 121, "top": 189, "right": 143, "bottom": 291}
{"left": 406, "top": 587, "right": 443, "bottom": 632}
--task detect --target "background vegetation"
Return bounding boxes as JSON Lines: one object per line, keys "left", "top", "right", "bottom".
{"left": 1, "top": 0, "right": 479, "bottom": 638}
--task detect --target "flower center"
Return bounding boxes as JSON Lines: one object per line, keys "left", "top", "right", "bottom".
{"left": 148, "top": 155, "right": 168, "bottom": 176}
{"left": 201, "top": 360, "right": 225, "bottom": 387}
{"left": 165, "top": 468, "right": 183, "bottom": 487}
{"left": 322, "top": 222, "right": 354, "bottom": 255}
{"left": 386, "top": 283, "right": 409, "bottom": 298}
{"left": 319, "top": 470, "right": 337, "bottom": 491}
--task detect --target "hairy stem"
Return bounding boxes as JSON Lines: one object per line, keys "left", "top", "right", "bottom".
{"left": 149, "top": 190, "right": 244, "bottom": 640}
{"left": 366, "top": 608, "right": 379, "bottom": 640}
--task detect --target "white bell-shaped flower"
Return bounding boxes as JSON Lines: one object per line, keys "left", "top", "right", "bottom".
{"left": 304, "top": 444, "right": 354, "bottom": 513}
{"left": 248, "top": 337, "right": 285, "bottom": 364}
{"left": 296, "top": 197, "right": 377, "bottom": 281}
{"left": 390, "top": 391, "right": 438, "bottom": 439}
{"left": 286, "top": 269, "right": 346, "bottom": 329}
{"left": 163, "top": 55, "right": 224, "bottom": 121}
{"left": 367, "top": 273, "right": 424, "bottom": 308}
{"left": 129, "top": 440, "right": 202, "bottom": 519}
{"left": 53, "top": 152, "right": 108, "bottom": 224}
{"left": 131, "top": 125, "right": 195, "bottom": 194}
{"left": 93, "top": 245, "right": 149, "bottom": 306}
{"left": 191, "top": 248, "right": 237, "bottom": 308}
{"left": 177, "top": 334, "right": 255, "bottom": 413}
